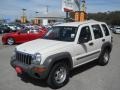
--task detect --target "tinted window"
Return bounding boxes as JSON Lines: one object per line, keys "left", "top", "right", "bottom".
{"left": 20, "top": 30, "right": 29, "bottom": 33}
{"left": 92, "top": 25, "right": 103, "bottom": 39}
{"left": 79, "top": 26, "right": 92, "bottom": 42}
{"left": 102, "top": 24, "right": 110, "bottom": 36}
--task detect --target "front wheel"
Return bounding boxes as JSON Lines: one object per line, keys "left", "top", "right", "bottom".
{"left": 47, "top": 62, "right": 69, "bottom": 89}
{"left": 7, "top": 38, "right": 15, "bottom": 45}
{"left": 98, "top": 49, "right": 110, "bottom": 66}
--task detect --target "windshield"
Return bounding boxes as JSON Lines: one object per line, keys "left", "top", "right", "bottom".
{"left": 44, "top": 26, "right": 78, "bottom": 42}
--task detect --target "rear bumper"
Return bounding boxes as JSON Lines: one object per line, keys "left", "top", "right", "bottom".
{"left": 10, "top": 57, "right": 49, "bottom": 79}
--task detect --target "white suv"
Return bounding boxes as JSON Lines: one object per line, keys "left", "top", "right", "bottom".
{"left": 11, "top": 20, "right": 112, "bottom": 89}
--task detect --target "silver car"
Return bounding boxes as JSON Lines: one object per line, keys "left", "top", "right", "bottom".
{"left": 113, "top": 27, "right": 120, "bottom": 34}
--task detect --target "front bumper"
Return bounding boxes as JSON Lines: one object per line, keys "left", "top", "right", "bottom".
{"left": 116, "top": 31, "right": 120, "bottom": 33}
{"left": 10, "top": 58, "right": 49, "bottom": 79}
{"left": 2, "top": 36, "right": 6, "bottom": 44}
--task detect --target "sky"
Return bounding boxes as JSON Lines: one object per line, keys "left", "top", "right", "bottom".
{"left": 0, "top": 0, "right": 120, "bottom": 21}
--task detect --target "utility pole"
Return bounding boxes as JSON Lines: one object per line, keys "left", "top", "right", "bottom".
{"left": 46, "top": 5, "right": 48, "bottom": 14}
{"left": 45, "top": 5, "right": 49, "bottom": 14}
{"left": 35, "top": 11, "right": 39, "bottom": 17}
{"left": 22, "top": 8, "right": 26, "bottom": 17}
{"left": 21, "top": 8, "right": 27, "bottom": 23}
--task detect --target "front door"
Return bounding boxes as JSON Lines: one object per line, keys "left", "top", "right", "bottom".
{"left": 28, "top": 30, "right": 42, "bottom": 41}
{"left": 16, "top": 30, "right": 29, "bottom": 43}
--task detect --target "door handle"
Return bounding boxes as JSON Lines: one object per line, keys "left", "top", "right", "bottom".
{"left": 89, "top": 42, "right": 94, "bottom": 46}
{"left": 102, "top": 39, "right": 105, "bottom": 42}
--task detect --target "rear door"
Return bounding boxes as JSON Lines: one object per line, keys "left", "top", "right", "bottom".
{"left": 89, "top": 24, "right": 104, "bottom": 57}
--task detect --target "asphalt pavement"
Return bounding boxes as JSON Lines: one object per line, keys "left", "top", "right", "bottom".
{"left": 0, "top": 33, "right": 120, "bottom": 90}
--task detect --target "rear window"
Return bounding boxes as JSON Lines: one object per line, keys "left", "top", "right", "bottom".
{"left": 102, "top": 24, "right": 110, "bottom": 36}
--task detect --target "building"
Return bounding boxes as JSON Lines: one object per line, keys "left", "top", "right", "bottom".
{"left": 36, "top": 12, "right": 65, "bottom": 25}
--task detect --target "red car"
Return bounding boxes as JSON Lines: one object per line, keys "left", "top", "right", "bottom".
{"left": 2, "top": 28, "right": 48, "bottom": 45}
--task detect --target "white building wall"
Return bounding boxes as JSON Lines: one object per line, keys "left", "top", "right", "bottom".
{"left": 43, "top": 19, "right": 48, "bottom": 25}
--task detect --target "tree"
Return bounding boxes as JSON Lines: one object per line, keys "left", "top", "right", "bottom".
{"left": 88, "top": 11, "right": 120, "bottom": 25}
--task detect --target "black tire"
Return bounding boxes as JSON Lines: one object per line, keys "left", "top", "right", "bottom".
{"left": 98, "top": 49, "right": 110, "bottom": 66}
{"left": 47, "top": 62, "right": 69, "bottom": 89}
{"left": 7, "top": 38, "right": 15, "bottom": 45}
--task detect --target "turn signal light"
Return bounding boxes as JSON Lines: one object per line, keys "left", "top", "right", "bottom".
{"left": 33, "top": 67, "right": 47, "bottom": 73}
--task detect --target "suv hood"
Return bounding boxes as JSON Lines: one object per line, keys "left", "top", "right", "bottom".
{"left": 16, "top": 39, "right": 71, "bottom": 54}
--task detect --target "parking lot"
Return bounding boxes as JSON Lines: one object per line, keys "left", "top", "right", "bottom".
{"left": 0, "top": 33, "right": 120, "bottom": 90}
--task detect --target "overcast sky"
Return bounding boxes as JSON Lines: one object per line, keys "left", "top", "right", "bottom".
{"left": 0, "top": 0, "right": 120, "bottom": 21}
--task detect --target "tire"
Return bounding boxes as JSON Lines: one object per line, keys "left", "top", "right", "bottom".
{"left": 7, "top": 38, "right": 15, "bottom": 45}
{"left": 98, "top": 49, "right": 110, "bottom": 66}
{"left": 47, "top": 62, "right": 69, "bottom": 89}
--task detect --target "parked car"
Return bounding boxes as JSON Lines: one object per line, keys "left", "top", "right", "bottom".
{"left": 2, "top": 28, "right": 48, "bottom": 45}
{"left": 11, "top": 20, "right": 112, "bottom": 89}
{"left": 112, "top": 26, "right": 120, "bottom": 34}
{"left": 0, "top": 25, "right": 11, "bottom": 34}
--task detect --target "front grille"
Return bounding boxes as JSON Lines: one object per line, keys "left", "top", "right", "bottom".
{"left": 16, "top": 51, "right": 32, "bottom": 65}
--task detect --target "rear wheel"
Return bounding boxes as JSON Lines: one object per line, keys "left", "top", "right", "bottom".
{"left": 47, "top": 62, "right": 69, "bottom": 89}
{"left": 7, "top": 38, "right": 15, "bottom": 45}
{"left": 98, "top": 49, "right": 110, "bottom": 66}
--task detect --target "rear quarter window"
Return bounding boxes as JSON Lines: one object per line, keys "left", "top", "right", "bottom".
{"left": 101, "top": 24, "right": 110, "bottom": 36}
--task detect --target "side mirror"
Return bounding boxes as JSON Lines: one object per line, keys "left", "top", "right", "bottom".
{"left": 27, "top": 31, "right": 30, "bottom": 34}
{"left": 79, "top": 37, "right": 89, "bottom": 44}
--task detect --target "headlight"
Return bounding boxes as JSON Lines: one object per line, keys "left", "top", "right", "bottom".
{"left": 32, "top": 53, "right": 41, "bottom": 65}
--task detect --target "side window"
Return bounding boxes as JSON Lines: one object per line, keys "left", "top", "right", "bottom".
{"left": 79, "top": 26, "right": 92, "bottom": 42}
{"left": 92, "top": 25, "right": 103, "bottom": 39}
{"left": 30, "top": 30, "right": 39, "bottom": 34}
{"left": 101, "top": 24, "right": 110, "bottom": 36}
{"left": 20, "top": 30, "right": 28, "bottom": 33}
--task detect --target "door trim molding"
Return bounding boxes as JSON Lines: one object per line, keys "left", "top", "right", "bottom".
{"left": 76, "top": 51, "right": 100, "bottom": 60}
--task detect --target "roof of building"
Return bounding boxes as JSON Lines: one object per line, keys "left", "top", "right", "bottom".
{"left": 38, "top": 12, "right": 65, "bottom": 19}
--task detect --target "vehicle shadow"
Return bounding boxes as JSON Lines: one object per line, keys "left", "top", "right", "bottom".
{"left": 18, "top": 60, "right": 98, "bottom": 88}
{"left": 18, "top": 73, "right": 48, "bottom": 88}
